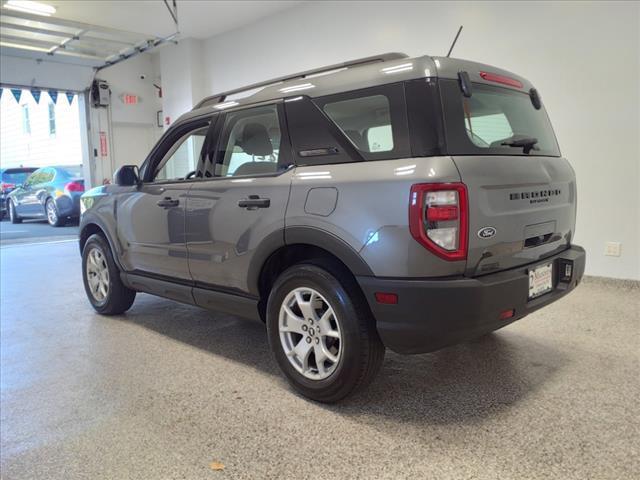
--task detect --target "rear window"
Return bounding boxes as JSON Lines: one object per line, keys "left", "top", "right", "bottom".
{"left": 60, "top": 166, "right": 83, "bottom": 178}
{"left": 441, "top": 80, "right": 560, "bottom": 157}
{"left": 2, "top": 170, "right": 36, "bottom": 184}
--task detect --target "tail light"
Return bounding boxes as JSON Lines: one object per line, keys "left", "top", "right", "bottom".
{"left": 1, "top": 182, "right": 15, "bottom": 192}
{"left": 64, "top": 181, "right": 84, "bottom": 193}
{"left": 409, "top": 183, "right": 468, "bottom": 261}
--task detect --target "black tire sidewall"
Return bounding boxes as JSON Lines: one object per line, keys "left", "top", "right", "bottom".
{"left": 82, "top": 233, "right": 133, "bottom": 314}
{"left": 9, "top": 200, "right": 21, "bottom": 224}
{"left": 266, "top": 264, "right": 375, "bottom": 402}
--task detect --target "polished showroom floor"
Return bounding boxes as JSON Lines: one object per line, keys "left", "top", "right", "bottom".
{"left": 1, "top": 240, "right": 638, "bottom": 479}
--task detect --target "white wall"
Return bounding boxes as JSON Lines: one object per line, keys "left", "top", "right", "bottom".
{"left": 189, "top": 0, "right": 639, "bottom": 280}
{"left": 89, "top": 53, "right": 163, "bottom": 185}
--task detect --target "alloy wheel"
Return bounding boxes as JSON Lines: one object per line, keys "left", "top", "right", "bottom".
{"left": 278, "top": 287, "right": 342, "bottom": 380}
{"left": 86, "top": 247, "right": 110, "bottom": 303}
{"left": 46, "top": 201, "right": 58, "bottom": 225}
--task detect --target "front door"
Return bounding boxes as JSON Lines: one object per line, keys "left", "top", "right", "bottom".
{"left": 117, "top": 117, "right": 213, "bottom": 281}
{"left": 186, "top": 103, "right": 292, "bottom": 294}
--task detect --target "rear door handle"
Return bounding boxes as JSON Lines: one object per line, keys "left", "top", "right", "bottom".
{"left": 238, "top": 195, "right": 270, "bottom": 209}
{"left": 157, "top": 197, "right": 179, "bottom": 208}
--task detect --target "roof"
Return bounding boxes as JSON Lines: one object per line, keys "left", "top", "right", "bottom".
{"left": 180, "top": 53, "right": 535, "bottom": 124}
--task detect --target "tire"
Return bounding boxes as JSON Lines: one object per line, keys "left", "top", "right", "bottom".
{"left": 266, "top": 263, "right": 385, "bottom": 403}
{"left": 45, "top": 198, "right": 64, "bottom": 227}
{"left": 82, "top": 233, "right": 136, "bottom": 315}
{"left": 8, "top": 199, "right": 21, "bottom": 224}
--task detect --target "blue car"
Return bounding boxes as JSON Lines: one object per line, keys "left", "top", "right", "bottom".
{"left": 1, "top": 167, "right": 38, "bottom": 220}
{"left": 6, "top": 165, "right": 85, "bottom": 226}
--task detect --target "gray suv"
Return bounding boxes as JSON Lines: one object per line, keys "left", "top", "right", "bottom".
{"left": 79, "top": 53, "right": 585, "bottom": 402}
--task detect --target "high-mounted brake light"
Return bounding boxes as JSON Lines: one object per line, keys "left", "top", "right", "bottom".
{"left": 409, "top": 183, "right": 468, "bottom": 261}
{"left": 479, "top": 71, "right": 523, "bottom": 89}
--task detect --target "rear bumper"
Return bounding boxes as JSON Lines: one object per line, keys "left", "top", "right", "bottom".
{"left": 357, "top": 245, "right": 586, "bottom": 354}
{"left": 54, "top": 194, "right": 81, "bottom": 217}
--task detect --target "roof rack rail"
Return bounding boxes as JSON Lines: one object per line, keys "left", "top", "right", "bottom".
{"left": 193, "top": 52, "right": 408, "bottom": 109}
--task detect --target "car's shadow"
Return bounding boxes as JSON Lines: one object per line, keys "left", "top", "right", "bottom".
{"left": 120, "top": 294, "right": 567, "bottom": 426}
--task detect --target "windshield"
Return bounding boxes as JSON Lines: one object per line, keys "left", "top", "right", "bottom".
{"left": 441, "top": 80, "right": 560, "bottom": 157}
{"left": 1, "top": 170, "right": 36, "bottom": 185}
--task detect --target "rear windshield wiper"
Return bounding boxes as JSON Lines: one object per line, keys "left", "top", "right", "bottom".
{"left": 501, "top": 135, "right": 538, "bottom": 154}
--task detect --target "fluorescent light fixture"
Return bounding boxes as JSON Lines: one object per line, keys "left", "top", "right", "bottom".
{"left": 4, "top": 0, "right": 56, "bottom": 16}
{"left": 381, "top": 63, "right": 414, "bottom": 74}
{"left": 284, "top": 96, "right": 304, "bottom": 103}
{"left": 214, "top": 101, "right": 239, "bottom": 110}
{"left": 0, "top": 40, "right": 49, "bottom": 52}
{"left": 279, "top": 83, "right": 315, "bottom": 93}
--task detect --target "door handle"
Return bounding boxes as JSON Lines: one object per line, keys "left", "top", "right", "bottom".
{"left": 238, "top": 195, "right": 270, "bottom": 209}
{"left": 157, "top": 197, "right": 180, "bottom": 208}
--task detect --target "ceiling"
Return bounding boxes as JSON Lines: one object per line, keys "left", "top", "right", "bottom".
{"left": 0, "top": 0, "right": 302, "bottom": 68}
{"left": 10, "top": 0, "right": 302, "bottom": 39}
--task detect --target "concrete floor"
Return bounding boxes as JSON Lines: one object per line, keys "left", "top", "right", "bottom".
{"left": 1, "top": 241, "right": 638, "bottom": 479}
{"left": 0, "top": 219, "right": 78, "bottom": 245}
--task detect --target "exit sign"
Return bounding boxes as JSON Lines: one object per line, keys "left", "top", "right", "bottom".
{"left": 121, "top": 94, "right": 139, "bottom": 105}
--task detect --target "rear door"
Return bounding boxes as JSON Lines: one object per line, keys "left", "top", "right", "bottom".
{"left": 439, "top": 79, "right": 576, "bottom": 276}
{"left": 186, "top": 102, "right": 292, "bottom": 296}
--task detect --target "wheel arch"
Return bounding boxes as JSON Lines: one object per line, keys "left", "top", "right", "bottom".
{"left": 79, "top": 216, "right": 124, "bottom": 270}
{"left": 252, "top": 226, "right": 374, "bottom": 321}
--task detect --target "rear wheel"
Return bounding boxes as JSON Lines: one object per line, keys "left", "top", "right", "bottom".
{"left": 266, "top": 264, "right": 385, "bottom": 403}
{"left": 46, "top": 198, "right": 64, "bottom": 227}
{"left": 82, "top": 233, "right": 136, "bottom": 315}
{"left": 8, "top": 199, "right": 21, "bottom": 224}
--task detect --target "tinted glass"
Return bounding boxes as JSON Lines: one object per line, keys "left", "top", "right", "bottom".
{"left": 25, "top": 169, "right": 48, "bottom": 185}
{"left": 215, "top": 105, "right": 280, "bottom": 177}
{"left": 155, "top": 127, "right": 208, "bottom": 181}
{"left": 441, "top": 80, "right": 560, "bottom": 157}
{"left": 1, "top": 170, "right": 36, "bottom": 184}
{"left": 323, "top": 95, "right": 393, "bottom": 153}
{"left": 60, "top": 166, "right": 83, "bottom": 178}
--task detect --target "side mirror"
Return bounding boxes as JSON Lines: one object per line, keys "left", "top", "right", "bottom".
{"left": 113, "top": 165, "right": 141, "bottom": 186}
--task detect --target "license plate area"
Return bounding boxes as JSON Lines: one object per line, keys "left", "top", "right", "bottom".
{"left": 528, "top": 262, "right": 553, "bottom": 299}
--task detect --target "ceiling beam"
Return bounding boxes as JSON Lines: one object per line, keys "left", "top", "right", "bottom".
{"left": 0, "top": 21, "right": 138, "bottom": 47}
{"left": 0, "top": 9, "right": 157, "bottom": 42}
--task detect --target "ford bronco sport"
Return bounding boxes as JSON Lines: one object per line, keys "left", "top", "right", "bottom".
{"left": 79, "top": 53, "right": 585, "bottom": 402}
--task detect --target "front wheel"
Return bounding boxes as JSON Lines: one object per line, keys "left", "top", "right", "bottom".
{"left": 266, "top": 264, "right": 385, "bottom": 403}
{"left": 82, "top": 233, "right": 136, "bottom": 315}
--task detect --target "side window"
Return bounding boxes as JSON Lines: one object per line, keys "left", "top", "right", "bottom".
{"left": 323, "top": 95, "right": 394, "bottom": 153}
{"left": 154, "top": 127, "right": 208, "bottom": 182}
{"left": 214, "top": 105, "right": 281, "bottom": 177}
{"left": 314, "top": 83, "right": 410, "bottom": 161}
{"left": 25, "top": 169, "right": 49, "bottom": 185}
{"left": 42, "top": 168, "right": 56, "bottom": 183}
{"left": 24, "top": 171, "right": 40, "bottom": 186}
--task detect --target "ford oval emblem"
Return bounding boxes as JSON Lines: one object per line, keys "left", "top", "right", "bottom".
{"left": 478, "top": 226, "right": 497, "bottom": 239}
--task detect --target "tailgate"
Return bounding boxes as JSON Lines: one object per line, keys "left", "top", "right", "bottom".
{"left": 453, "top": 155, "right": 576, "bottom": 276}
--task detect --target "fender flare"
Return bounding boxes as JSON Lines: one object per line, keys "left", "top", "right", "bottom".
{"left": 79, "top": 212, "right": 125, "bottom": 271}
{"left": 246, "top": 226, "right": 374, "bottom": 296}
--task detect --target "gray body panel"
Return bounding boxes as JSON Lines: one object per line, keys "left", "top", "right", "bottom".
{"left": 287, "top": 157, "right": 464, "bottom": 278}
{"left": 185, "top": 171, "right": 293, "bottom": 293}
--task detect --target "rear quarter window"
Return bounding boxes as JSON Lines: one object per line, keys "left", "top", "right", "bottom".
{"left": 313, "top": 83, "right": 411, "bottom": 161}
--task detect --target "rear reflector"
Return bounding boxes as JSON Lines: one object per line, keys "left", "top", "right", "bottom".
{"left": 479, "top": 71, "right": 523, "bottom": 88}
{"left": 375, "top": 292, "right": 398, "bottom": 305}
{"left": 499, "top": 309, "right": 515, "bottom": 320}
{"left": 426, "top": 205, "right": 458, "bottom": 222}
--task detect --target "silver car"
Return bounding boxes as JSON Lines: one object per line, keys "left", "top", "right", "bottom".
{"left": 79, "top": 53, "right": 585, "bottom": 402}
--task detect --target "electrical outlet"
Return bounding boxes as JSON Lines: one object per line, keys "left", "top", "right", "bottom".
{"left": 604, "top": 242, "right": 621, "bottom": 257}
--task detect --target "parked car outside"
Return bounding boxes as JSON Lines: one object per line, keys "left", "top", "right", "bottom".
{"left": 1, "top": 167, "right": 38, "bottom": 220}
{"left": 7, "top": 165, "right": 85, "bottom": 226}
{"left": 79, "top": 53, "right": 585, "bottom": 402}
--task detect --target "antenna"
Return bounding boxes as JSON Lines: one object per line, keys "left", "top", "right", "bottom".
{"left": 446, "top": 25, "right": 463, "bottom": 57}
